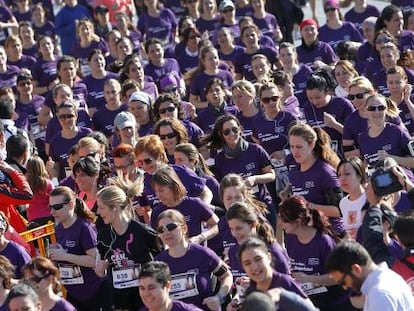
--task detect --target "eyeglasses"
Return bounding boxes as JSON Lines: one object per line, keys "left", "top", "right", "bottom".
{"left": 324, "top": 7, "right": 336, "bottom": 12}
{"left": 49, "top": 201, "right": 70, "bottom": 211}
{"left": 159, "top": 106, "right": 176, "bottom": 114}
{"left": 222, "top": 126, "right": 239, "bottom": 136}
{"left": 222, "top": 7, "right": 234, "bottom": 13}
{"left": 58, "top": 114, "right": 75, "bottom": 120}
{"left": 261, "top": 96, "right": 280, "bottom": 104}
{"left": 164, "top": 86, "right": 178, "bottom": 93}
{"left": 137, "top": 158, "right": 153, "bottom": 166}
{"left": 347, "top": 92, "right": 368, "bottom": 101}
{"left": 159, "top": 132, "right": 177, "bottom": 140}
{"left": 375, "top": 37, "right": 393, "bottom": 44}
{"left": 366, "top": 105, "right": 387, "bottom": 112}
{"left": 156, "top": 222, "right": 179, "bottom": 234}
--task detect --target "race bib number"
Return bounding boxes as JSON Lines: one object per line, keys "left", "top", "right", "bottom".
{"left": 112, "top": 265, "right": 141, "bottom": 289}
{"left": 170, "top": 270, "right": 199, "bottom": 300}
{"left": 58, "top": 264, "right": 84, "bottom": 285}
{"left": 301, "top": 282, "right": 328, "bottom": 296}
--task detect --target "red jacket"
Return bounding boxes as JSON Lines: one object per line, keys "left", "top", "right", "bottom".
{"left": 0, "top": 170, "right": 33, "bottom": 233}
{"left": 392, "top": 255, "right": 414, "bottom": 294}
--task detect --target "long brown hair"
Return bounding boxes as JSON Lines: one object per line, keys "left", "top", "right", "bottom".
{"left": 26, "top": 156, "right": 49, "bottom": 194}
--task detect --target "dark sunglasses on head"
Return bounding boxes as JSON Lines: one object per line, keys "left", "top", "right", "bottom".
{"left": 324, "top": 7, "right": 336, "bottom": 12}
{"left": 58, "top": 114, "right": 75, "bottom": 120}
{"left": 222, "top": 126, "right": 239, "bottom": 136}
{"left": 160, "top": 132, "right": 177, "bottom": 140}
{"left": 49, "top": 201, "right": 70, "bottom": 211}
{"left": 261, "top": 96, "right": 280, "bottom": 104}
{"left": 347, "top": 92, "right": 368, "bottom": 101}
{"left": 156, "top": 222, "right": 179, "bottom": 234}
{"left": 159, "top": 106, "right": 176, "bottom": 114}
{"left": 366, "top": 105, "right": 386, "bottom": 112}
{"left": 137, "top": 158, "right": 153, "bottom": 166}
{"left": 375, "top": 37, "right": 392, "bottom": 44}
{"left": 222, "top": 7, "right": 234, "bottom": 13}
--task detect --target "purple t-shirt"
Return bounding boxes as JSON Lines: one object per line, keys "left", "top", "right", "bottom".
{"left": 49, "top": 127, "right": 92, "bottom": 180}
{"left": 33, "top": 21, "right": 56, "bottom": 38}
{"left": 92, "top": 104, "right": 127, "bottom": 138}
{"left": 373, "top": 66, "right": 414, "bottom": 96}
{"left": 234, "top": 46, "right": 278, "bottom": 81}
{"left": 391, "top": 0, "right": 414, "bottom": 12}
{"left": 59, "top": 175, "right": 77, "bottom": 191}
{"left": 318, "top": 22, "right": 363, "bottom": 50}
{"left": 218, "top": 45, "right": 246, "bottom": 68}
{"left": 49, "top": 299, "right": 76, "bottom": 311}
{"left": 289, "top": 159, "right": 344, "bottom": 235}
{"left": 44, "top": 82, "right": 88, "bottom": 111}
{"left": 7, "top": 54, "right": 36, "bottom": 70}
{"left": 397, "top": 29, "right": 414, "bottom": 53}
{"left": 398, "top": 98, "right": 414, "bottom": 135}
{"left": 138, "top": 164, "right": 206, "bottom": 208}
{"left": 189, "top": 70, "right": 234, "bottom": 101}
{"left": 32, "top": 59, "right": 58, "bottom": 88}
{"left": 195, "top": 104, "right": 239, "bottom": 133}
{"left": 296, "top": 41, "right": 338, "bottom": 69}
{"left": 235, "top": 111, "right": 261, "bottom": 143}
{"left": 228, "top": 241, "right": 290, "bottom": 279}
{"left": 155, "top": 243, "right": 221, "bottom": 309}
{"left": 177, "top": 50, "right": 199, "bottom": 74}
{"left": 344, "top": 5, "right": 380, "bottom": 34}
{"left": 252, "top": 110, "right": 297, "bottom": 154}
{"left": 54, "top": 218, "right": 104, "bottom": 301}
{"left": 71, "top": 38, "right": 109, "bottom": 77}
{"left": 303, "top": 96, "right": 355, "bottom": 155}
{"left": 144, "top": 58, "right": 181, "bottom": 84}
{"left": 0, "top": 241, "right": 30, "bottom": 279}
{"left": 207, "top": 216, "right": 236, "bottom": 256}
{"left": 358, "top": 42, "right": 377, "bottom": 76}
{"left": 195, "top": 17, "right": 221, "bottom": 39}
{"left": 0, "top": 7, "right": 12, "bottom": 45}
{"left": 0, "top": 65, "right": 20, "bottom": 88}
{"left": 252, "top": 13, "right": 279, "bottom": 39}
{"left": 150, "top": 196, "right": 214, "bottom": 237}
{"left": 140, "top": 300, "right": 203, "bottom": 311}
{"left": 81, "top": 71, "right": 118, "bottom": 110}
{"left": 358, "top": 122, "right": 412, "bottom": 167}
{"left": 292, "top": 64, "right": 313, "bottom": 108}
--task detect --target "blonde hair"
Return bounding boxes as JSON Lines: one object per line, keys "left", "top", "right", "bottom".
{"left": 76, "top": 19, "right": 100, "bottom": 42}
{"left": 231, "top": 80, "right": 256, "bottom": 98}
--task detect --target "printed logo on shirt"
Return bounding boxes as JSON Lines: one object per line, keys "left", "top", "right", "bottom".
{"left": 382, "top": 144, "right": 392, "bottom": 151}
{"left": 308, "top": 258, "right": 320, "bottom": 266}
{"left": 304, "top": 181, "right": 314, "bottom": 188}
{"left": 245, "top": 162, "right": 256, "bottom": 171}
{"left": 64, "top": 240, "right": 76, "bottom": 248}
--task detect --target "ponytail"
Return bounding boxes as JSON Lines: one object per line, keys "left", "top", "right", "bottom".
{"left": 74, "top": 197, "right": 96, "bottom": 223}
{"left": 313, "top": 127, "right": 340, "bottom": 169}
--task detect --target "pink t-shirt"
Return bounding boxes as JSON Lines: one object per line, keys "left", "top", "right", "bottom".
{"left": 27, "top": 179, "right": 54, "bottom": 222}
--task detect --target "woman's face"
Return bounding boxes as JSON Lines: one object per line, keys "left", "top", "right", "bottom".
{"left": 96, "top": 198, "right": 116, "bottom": 224}
{"left": 139, "top": 276, "right": 169, "bottom": 310}
{"left": 78, "top": 23, "right": 91, "bottom": 41}
{"left": 58, "top": 61, "right": 76, "bottom": 83}
{"left": 108, "top": 32, "right": 121, "bottom": 50}
{"left": 348, "top": 85, "right": 369, "bottom": 111}
{"left": 289, "top": 135, "right": 314, "bottom": 165}
{"left": 301, "top": 25, "right": 318, "bottom": 45}
{"left": 365, "top": 97, "right": 387, "bottom": 126}
{"left": 361, "top": 23, "right": 375, "bottom": 43}
{"left": 221, "top": 120, "right": 241, "bottom": 147}
{"left": 117, "top": 40, "right": 133, "bottom": 60}
{"left": 335, "top": 65, "right": 354, "bottom": 89}
{"left": 156, "top": 217, "right": 185, "bottom": 247}
{"left": 260, "top": 88, "right": 281, "bottom": 116}
{"left": 75, "top": 170, "right": 97, "bottom": 192}
{"left": 127, "top": 61, "right": 144, "bottom": 82}
{"left": 104, "top": 83, "right": 120, "bottom": 105}
{"left": 279, "top": 46, "right": 295, "bottom": 69}
{"left": 54, "top": 88, "right": 73, "bottom": 106}
{"left": 154, "top": 184, "right": 176, "bottom": 206}
{"left": 240, "top": 247, "right": 272, "bottom": 285}
{"left": 78, "top": 146, "right": 101, "bottom": 162}
{"left": 115, "top": 14, "right": 128, "bottom": 30}
{"left": 232, "top": 88, "right": 253, "bottom": 112}
{"left": 114, "top": 156, "right": 136, "bottom": 177}
{"left": 159, "top": 125, "right": 178, "bottom": 154}
{"left": 242, "top": 28, "right": 258, "bottom": 48}
{"left": 187, "top": 31, "right": 200, "bottom": 50}
{"left": 306, "top": 88, "right": 330, "bottom": 108}
{"left": 89, "top": 52, "right": 105, "bottom": 72}
{"left": 39, "top": 37, "right": 54, "bottom": 57}
{"left": 6, "top": 40, "right": 22, "bottom": 58}
{"left": 217, "top": 29, "right": 232, "bottom": 47}
{"left": 337, "top": 163, "right": 362, "bottom": 194}
{"left": 49, "top": 195, "right": 72, "bottom": 224}
{"left": 228, "top": 218, "right": 253, "bottom": 244}
{"left": 251, "top": 58, "right": 270, "bottom": 79}
{"left": 222, "top": 186, "right": 244, "bottom": 210}
{"left": 20, "top": 25, "right": 34, "bottom": 42}
{"left": 206, "top": 82, "right": 225, "bottom": 107}
{"left": 158, "top": 102, "right": 178, "bottom": 119}
{"left": 251, "top": 0, "right": 264, "bottom": 11}
{"left": 279, "top": 217, "right": 299, "bottom": 234}
{"left": 148, "top": 43, "right": 164, "bottom": 64}
{"left": 387, "top": 72, "right": 406, "bottom": 95}
{"left": 57, "top": 107, "right": 76, "bottom": 130}
{"left": 136, "top": 151, "right": 159, "bottom": 174}
{"left": 17, "top": 79, "right": 33, "bottom": 96}
{"left": 174, "top": 151, "right": 193, "bottom": 169}
{"left": 324, "top": 6, "right": 339, "bottom": 19}
{"left": 8, "top": 296, "right": 41, "bottom": 311}
{"left": 128, "top": 100, "right": 149, "bottom": 124}
{"left": 32, "top": 7, "right": 44, "bottom": 23}
{"left": 384, "top": 11, "right": 404, "bottom": 35}
{"left": 380, "top": 47, "right": 398, "bottom": 69}
{"left": 202, "top": 0, "right": 216, "bottom": 13}
{"left": 202, "top": 50, "right": 219, "bottom": 71}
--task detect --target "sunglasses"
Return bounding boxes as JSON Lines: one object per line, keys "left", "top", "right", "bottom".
{"left": 324, "top": 7, "right": 336, "bottom": 12}
{"left": 156, "top": 222, "right": 179, "bottom": 234}
{"left": 164, "top": 86, "right": 178, "bottom": 93}
{"left": 137, "top": 158, "right": 153, "bottom": 166}
{"left": 58, "top": 114, "right": 75, "bottom": 120}
{"left": 222, "top": 7, "right": 234, "bottom": 13}
{"left": 366, "top": 105, "right": 386, "bottom": 112}
{"left": 159, "top": 106, "right": 176, "bottom": 114}
{"left": 159, "top": 132, "right": 177, "bottom": 140}
{"left": 347, "top": 92, "right": 368, "bottom": 101}
{"left": 375, "top": 37, "right": 392, "bottom": 44}
{"left": 49, "top": 201, "right": 70, "bottom": 211}
{"left": 261, "top": 96, "right": 280, "bottom": 104}
{"left": 222, "top": 126, "right": 239, "bottom": 136}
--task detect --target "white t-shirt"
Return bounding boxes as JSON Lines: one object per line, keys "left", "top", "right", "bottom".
{"left": 339, "top": 192, "right": 366, "bottom": 240}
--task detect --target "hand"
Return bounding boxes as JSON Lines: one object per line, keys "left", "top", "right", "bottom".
{"left": 188, "top": 102, "right": 197, "bottom": 120}
{"left": 46, "top": 157, "right": 55, "bottom": 175}
{"left": 313, "top": 60, "right": 326, "bottom": 69}
{"left": 323, "top": 112, "right": 337, "bottom": 128}
{"left": 245, "top": 176, "right": 256, "bottom": 187}
{"left": 235, "top": 276, "right": 250, "bottom": 289}
{"left": 94, "top": 259, "right": 109, "bottom": 276}
{"left": 48, "top": 244, "right": 67, "bottom": 261}
{"left": 0, "top": 161, "right": 15, "bottom": 173}
{"left": 391, "top": 166, "right": 414, "bottom": 191}
{"left": 189, "top": 234, "right": 205, "bottom": 244}
{"left": 203, "top": 295, "right": 221, "bottom": 311}
{"left": 377, "top": 149, "right": 390, "bottom": 161}
{"left": 270, "top": 150, "right": 286, "bottom": 162}
{"left": 404, "top": 84, "right": 413, "bottom": 103}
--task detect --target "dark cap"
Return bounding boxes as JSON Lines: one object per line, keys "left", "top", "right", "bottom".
{"left": 95, "top": 5, "right": 109, "bottom": 14}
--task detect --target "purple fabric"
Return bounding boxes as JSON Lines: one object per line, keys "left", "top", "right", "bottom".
{"left": 0, "top": 241, "right": 30, "bottom": 279}
{"left": 144, "top": 58, "right": 182, "bottom": 84}
{"left": 138, "top": 122, "right": 154, "bottom": 137}
{"left": 397, "top": 98, "right": 414, "bottom": 135}
{"left": 164, "top": 0, "right": 187, "bottom": 17}
{"left": 140, "top": 300, "right": 203, "bottom": 311}
{"left": 81, "top": 71, "right": 118, "bottom": 110}
{"left": 373, "top": 66, "right": 414, "bottom": 96}
{"left": 49, "top": 299, "right": 76, "bottom": 311}
{"left": 0, "top": 65, "right": 20, "bottom": 88}
{"left": 32, "top": 59, "right": 58, "bottom": 88}
{"left": 218, "top": 45, "right": 246, "bottom": 66}
{"left": 234, "top": 46, "right": 278, "bottom": 81}
{"left": 391, "top": 0, "right": 414, "bottom": 12}
{"left": 49, "top": 127, "right": 92, "bottom": 180}
{"left": 150, "top": 196, "right": 214, "bottom": 237}
{"left": 235, "top": 5, "right": 254, "bottom": 18}
{"left": 177, "top": 51, "right": 199, "bottom": 74}
{"left": 182, "top": 119, "right": 205, "bottom": 148}
{"left": 59, "top": 175, "right": 77, "bottom": 191}
{"left": 195, "top": 17, "right": 221, "bottom": 38}
{"left": 292, "top": 64, "right": 313, "bottom": 108}
{"left": 207, "top": 215, "right": 236, "bottom": 255}
{"left": 236, "top": 111, "right": 261, "bottom": 142}
{"left": 92, "top": 104, "right": 127, "bottom": 138}
{"left": 344, "top": 5, "right": 380, "bottom": 34}
{"left": 296, "top": 41, "right": 338, "bottom": 69}
{"left": 7, "top": 55, "right": 36, "bottom": 70}
{"left": 289, "top": 159, "right": 345, "bottom": 235}
{"left": 0, "top": 7, "right": 13, "bottom": 45}
{"left": 252, "top": 13, "right": 279, "bottom": 39}
{"left": 43, "top": 82, "right": 88, "bottom": 110}
{"left": 397, "top": 29, "right": 414, "bottom": 53}
{"left": 252, "top": 110, "right": 297, "bottom": 154}
{"left": 189, "top": 70, "right": 234, "bottom": 101}
{"left": 33, "top": 21, "right": 56, "bottom": 38}
{"left": 70, "top": 39, "right": 109, "bottom": 77}
{"left": 195, "top": 104, "right": 239, "bottom": 134}
{"left": 358, "top": 42, "right": 377, "bottom": 76}
{"left": 318, "top": 22, "right": 363, "bottom": 50}
{"left": 13, "top": 10, "right": 31, "bottom": 23}
{"left": 155, "top": 243, "right": 221, "bottom": 309}
{"left": 303, "top": 96, "right": 355, "bottom": 155}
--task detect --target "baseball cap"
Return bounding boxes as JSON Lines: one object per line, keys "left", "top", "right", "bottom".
{"left": 95, "top": 5, "right": 109, "bottom": 14}
{"left": 219, "top": 0, "right": 235, "bottom": 12}
{"left": 114, "top": 111, "right": 136, "bottom": 130}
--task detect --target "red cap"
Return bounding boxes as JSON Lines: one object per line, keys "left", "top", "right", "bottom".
{"left": 300, "top": 18, "right": 318, "bottom": 31}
